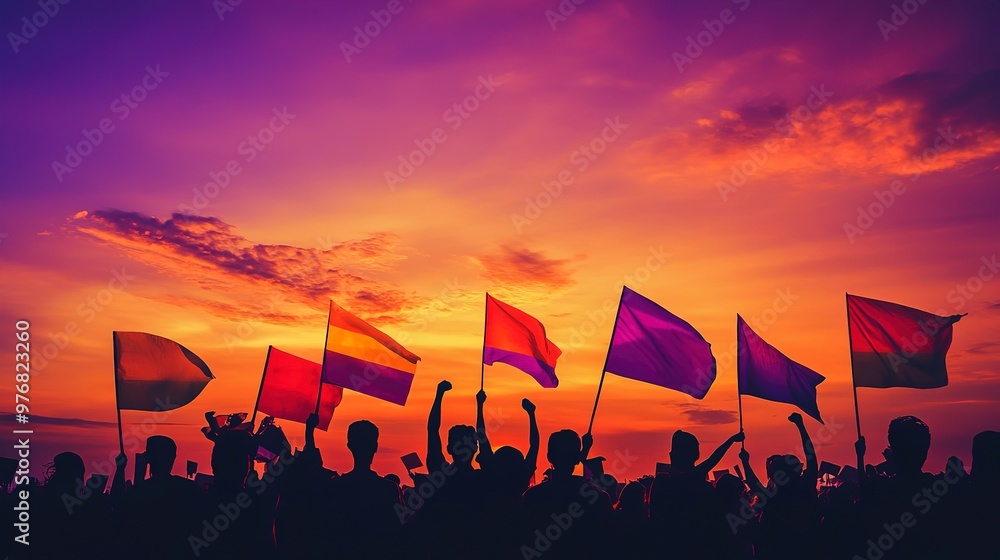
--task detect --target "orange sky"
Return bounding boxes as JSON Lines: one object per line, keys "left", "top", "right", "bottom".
{"left": 1, "top": 0, "right": 999, "bottom": 483}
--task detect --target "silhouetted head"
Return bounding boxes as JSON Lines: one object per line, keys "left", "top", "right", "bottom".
{"left": 385, "top": 473, "right": 401, "bottom": 487}
{"left": 670, "top": 430, "right": 700, "bottom": 468}
{"left": 347, "top": 420, "right": 379, "bottom": 467}
{"left": 49, "top": 452, "right": 85, "bottom": 489}
{"left": 715, "top": 473, "right": 745, "bottom": 503}
{"left": 492, "top": 446, "right": 530, "bottom": 494}
{"left": 616, "top": 481, "right": 646, "bottom": 513}
{"left": 446, "top": 424, "right": 477, "bottom": 466}
{"left": 547, "top": 429, "right": 582, "bottom": 473}
{"left": 888, "top": 416, "right": 931, "bottom": 474}
{"left": 211, "top": 430, "right": 254, "bottom": 488}
{"left": 972, "top": 430, "right": 1000, "bottom": 480}
{"left": 145, "top": 435, "right": 177, "bottom": 478}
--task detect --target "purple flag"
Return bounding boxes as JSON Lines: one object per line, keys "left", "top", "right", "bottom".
{"left": 737, "top": 315, "right": 825, "bottom": 423}
{"left": 604, "top": 287, "right": 717, "bottom": 399}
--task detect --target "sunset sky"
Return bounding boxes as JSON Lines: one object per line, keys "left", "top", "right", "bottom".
{"left": 2, "top": 0, "right": 999, "bottom": 483}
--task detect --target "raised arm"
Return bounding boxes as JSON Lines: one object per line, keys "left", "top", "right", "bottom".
{"left": 476, "top": 389, "right": 494, "bottom": 464}
{"left": 695, "top": 431, "right": 745, "bottom": 478}
{"left": 523, "top": 398, "right": 539, "bottom": 473}
{"left": 739, "top": 447, "right": 765, "bottom": 495}
{"left": 304, "top": 413, "right": 319, "bottom": 452}
{"left": 111, "top": 453, "right": 128, "bottom": 503}
{"left": 789, "top": 413, "right": 817, "bottom": 480}
{"left": 426, "top": 380, "right": 451, "bottom": 468}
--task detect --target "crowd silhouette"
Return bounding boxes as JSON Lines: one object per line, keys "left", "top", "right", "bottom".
{"left": 3, "top": 380, "right": 997, "bottom": 559}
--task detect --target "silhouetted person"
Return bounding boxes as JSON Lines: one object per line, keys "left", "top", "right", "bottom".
{"left": 857, "top": 416, "right": 950, "bottom": 560}
{"left": 409, "top": 380, "right": 483, "bottom": 557}
{"left": 519, "top": 429, "right": 613, "bottom": 559}
{"left": 35, "top": 452, "right": 109, "bottom": 559}
{"left": 120, "top": 436, "right": 207, "bottom": 560}
{"left": 325, "top": 419, "right": 403, "bottom": 558}
{"left": 611, "top": 480, "right": 650, "bottom": 558}
{"left": 648, "top": 429, "right": 743, "bottom": 559}
{"left": 951, "top": 430, "right": 999, "bottom": 558}
{"left": 747, "top": 413, "right": 821, "bottom": 560}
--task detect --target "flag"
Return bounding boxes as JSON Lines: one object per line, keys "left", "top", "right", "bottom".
{"left": 712, "top": 469, "right": 730, "bottom": 482}
{"left": 258, "top": 347, "right": 343, "bottom": 430}
{"left": 604, "top": 287, "right": 717, "bottom": 399}
{"left": 819, "top": 461, "right": 841, "bottom": 477}
{"left": 483, "top": 294, "right": 561, "bottom": 388}
{"left": 186, "top": 460, "right": 197, "bottom": 478}
{"left": 114, "top": 332, "right": 214, "bottom": 411}
{"left": 737, "top": 315, "right": 825, "bottom": 423}
{"left": 401, "top": 452, "right": 423, "bottom": 471}
{"left": 322, "top": 301, "right": 420, "bottom": 406}
{"left": 847, "top": 294, "right": 963, "bottom": 389}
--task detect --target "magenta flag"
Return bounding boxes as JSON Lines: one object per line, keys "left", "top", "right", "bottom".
{"left": 847, "top": 294, "right": 963, "bottom": 389}
{"left": 737, "top": 315, "right": 825, "bottom": 423}
{"left": 604, "top": 287, "right": 717, "bottom": 399}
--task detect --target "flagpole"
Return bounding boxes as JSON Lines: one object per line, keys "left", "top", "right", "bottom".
{"left": 736, "top": 315, "right": 745, "bottom": 451}
{"left": 251, "top": 345, "right": 272, "bottom": 427}
{"left": 846, "top": 293, "right": 862, "bottom": 441}
{"left": 480, "top": 293, "right": 488, "bottom": 392}
{"left": 587, "top": 288, "right": 626, "bottom": 435}
{"left": 315, "top": 301, "right": 334, "bottom": 415}
{"left": 113, "top": 332, "right": 124, "bottom": 455}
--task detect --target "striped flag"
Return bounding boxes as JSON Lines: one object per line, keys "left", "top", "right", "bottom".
{"left": 483, "top": 294, "right": 561, "bottom": 388}
{"left": 321, "top": 301, "right": 420, "bottom": 406}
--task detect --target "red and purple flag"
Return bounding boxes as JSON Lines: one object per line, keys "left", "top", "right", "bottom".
{"left": 847, "top": 294, "right": 964, "bottom": 389}
{"left": 258, "top": 346, "right": 343, "bottom": 430}
{"left": 322, "top": 300, "right": 420, "bottom": 406}
{"left": 483, "top": 294, "right": 561, "bottom": 388}
{"left": 604, "top": 287, "right": 717, "bottom": 399}
{"left": 737, "top": 315, "right": 825, "bottom": 423}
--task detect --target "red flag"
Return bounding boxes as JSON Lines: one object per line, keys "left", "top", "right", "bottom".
{"left": 258, "top": 346, "right": 343, "bottom": 430}
{"left": 483, "top": 294, "right": 561, "bottom": 388}
{"left": 847, "top": 294, "right": 964, "bottom": 389}
{"left": 114, "top": 332, "right": 214, "bottom": 411}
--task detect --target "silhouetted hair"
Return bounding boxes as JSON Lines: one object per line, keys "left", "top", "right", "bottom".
{"left": 547, "top": 429, "right": 582, "bottom": 471}
{"left": 888, "top": 415, "right": 931, "bottom": 472}
{"left": 670, "top": 430, "right": 700, "bottom": 467}
{"left": 347, "top": 420, "right": 379, "bottom": 456}
{"left": 447, "top": 424, "right": 477, "bottom": 461}
{"left": 972, "top": 430, "right": 1000, "bottom": 478}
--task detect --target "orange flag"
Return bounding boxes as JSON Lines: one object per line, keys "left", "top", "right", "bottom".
{"left": 114, "top": 331, "right": 214, "bottom": 411}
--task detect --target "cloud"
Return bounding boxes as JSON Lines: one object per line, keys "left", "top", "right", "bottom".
{"left": 68, "top": 210, "right": 424, "bottom": 324}
{"left": 632, "top": 69, "right": 1000, "bottom": 186}
{"left": 674, "top": 404, "right": 739, "bottom": 426}
{"left": 473, "top": 245, "right": 579, "bottom": 290}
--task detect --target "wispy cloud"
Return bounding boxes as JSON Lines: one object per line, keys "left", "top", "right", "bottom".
{"left": 68, "top": 210, "right": 424, "bottom": 324}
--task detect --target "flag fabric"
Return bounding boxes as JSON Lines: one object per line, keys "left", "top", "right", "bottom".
{"left": 712, "top": 469, "right": 730, "bottom": 482}
{"left": 400, "top": 452, "right": 423, "bottom": 471}
{"left": 604, "top": 287, "right": 717, "bottom": 399}
{"left": 483, "top": 294, "right": 561, "bottom": 388}
{"left": 258, "top": 346, "right": 343, "bottom": 430}
{"left": 186, "top": 460, "right": 197, "bottom": 478}
{"left": 321, "top": 301, "right": 420, "bottom": 406}
{"left": 847, "top": 294, "right": 964, "bottom": 389}
{"left": 819, "top": 461, "right": 841, "bottom": 478}
{"left": 737, "top": 315, "right": 825, "bottom": 423}
{"left": 114, "top": 332, "right": 214, "bottom": 411}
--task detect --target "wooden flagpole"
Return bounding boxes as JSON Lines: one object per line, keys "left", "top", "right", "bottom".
{"left": 315, "top": 301, "right": 333, "bottom": 415}
{"left": 587, "top": 288, "right": 626, "bottom": 435}
{"left": 250, "top": 345, "right": 272, "bottom": 426}
{"left": 846, "top": 293, "right": 862, "bottom": 441}
{"left": 480, "top": 293, "right": 488, "bottom": 392}
{"left": 113, "top": 332, "right": 124, "bottom": 455}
